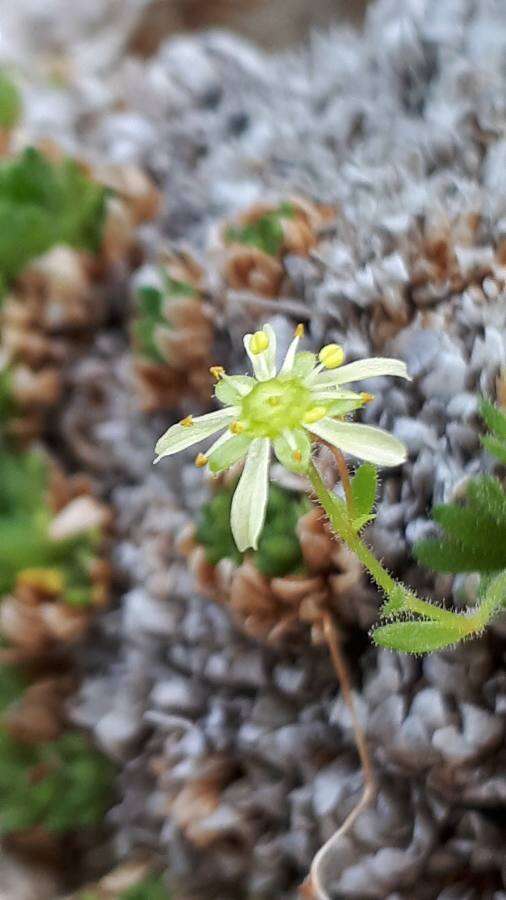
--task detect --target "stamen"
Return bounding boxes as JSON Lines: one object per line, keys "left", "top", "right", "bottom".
{"left": 210, "top": 366, "right": 225, "bottom": 380}
{"left": 319, "top": 344, "right": 345, "bottom": 369}
{"left": 180, "top": 415, "right": 193, "bottom": 428}
{"left": 195, "top": 453, "right": 208, "bottom": 468}
{"left": 268, "top": 396, "right": 281, "bottom": 407}
{"left": 304, "top": 406, "right": 327, "bottom": 424}
{"left": 295, "top": 323, "right": 305, "bottom": 338}
{"left": 250, "top": 330, "right": 269, "bottom": 355}
{"left": 293, "top": 450, "right": 302, "bottom": 462}
{"left": 230, "top": 421, "right": 245, "bottom": 435}
{"left": 361, "top": 392, "right": 375, "bottom": 404}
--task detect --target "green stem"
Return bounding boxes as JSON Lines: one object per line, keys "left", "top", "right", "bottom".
{"left": 308, "top": 462, "right": 470, "bottom": 629}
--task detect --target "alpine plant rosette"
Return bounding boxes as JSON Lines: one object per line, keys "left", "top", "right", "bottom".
{"left": 155, "top": 323, "right": 409, "bottom": 551}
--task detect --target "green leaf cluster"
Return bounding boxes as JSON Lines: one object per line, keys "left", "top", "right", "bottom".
{"left": 372, "top": 400, "right": 506, "bottom": 654}
{"left": 225, "top": 202, "right": 295, "bottom": 256}
{"left": 0, "top": 446, "right": 101, "bottom": 605}
{"left": 196, "top": 483, "right": 309, "bottom": 577}
{"left": 0, "top": 731, "right": 114, "bottom": 835}
{"left": 415, "top": 400, "right": 506, "bottom": 575}
{"left": 0, "top": 147, "right": 107, "bottom": 289}
{"left": 133, "top": 275, "right": 197, "bottom": 363}
{"left": 0, "top": 70, "right": 22, "bottom": 130}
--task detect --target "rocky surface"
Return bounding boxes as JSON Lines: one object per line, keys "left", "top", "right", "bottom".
{"left": 1, "top": 0, "right": 505, "bottom": 897}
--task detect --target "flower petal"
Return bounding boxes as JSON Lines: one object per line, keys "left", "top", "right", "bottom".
{"left": 215, "top": 375, "right": 255, "bottom": 406}
{"left": 243, "top": 324, "right": 277, "bottom": 381}
{"left": 273, "top": 428, "right": 311, "bottom": 473}
{"left": 154, "top": 408, "right": 237, "bottom": 461}
{"left": 279, "top": 332, "right": 302, "bottom": 375}
{"left": 313, "top": 357, "right": 410, "bottom": 388}
{"left": 208, "top": 432, "right": 252, "bottom": 474}
{"left": 307, "top": 418, "right": 407, "bottom": 467}
{"left": 231, "top": 438, "right": 271, "bottom": 551}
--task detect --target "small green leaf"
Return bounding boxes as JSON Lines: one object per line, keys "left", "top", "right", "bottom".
{"left": 350, "top": 463, "right": 377, "bottom": 519}
{"left": 380, "top": 583, "right": 408, "bottom": 616}
{"left": 351, "top": 513, "right": 375, "bottom": 532}
{"left": 466, "top": 475, "right": 506, "bottom": 526}
{"left": 415, "top": 536, "right": 506, "bottom": 573}
{"left": 372, "top": 619, "right": 465, "bottom": 654}
{"left": 481, "top": 435, "right": 506, "bottom": 464}
{"left": 479, "top": 398, "right": 506, "bottom": 441}
{"left": 225, "top": 203, "right": 295, "bottom": 256}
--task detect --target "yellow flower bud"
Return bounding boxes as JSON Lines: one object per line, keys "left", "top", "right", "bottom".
{"left": 230, "top": 421, "right": 245, "bottom": 435}
{"left": 250, "top": 330, "right": 270, "bottom": 355}
{"left": 304, "top": 406, "right": 327, "bottom": 424}
{"left": 195, "top": 453, "right": 208, "bottom": 468}
{"left": 180, "top": 415, "right": 193, "bottom": 428}
{"left": 318, "top": 343, "right": 345, "bottom": 369}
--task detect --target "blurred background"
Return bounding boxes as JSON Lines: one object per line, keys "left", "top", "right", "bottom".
{"left": 0, "top": 1, "right": 505, "bottom": 899}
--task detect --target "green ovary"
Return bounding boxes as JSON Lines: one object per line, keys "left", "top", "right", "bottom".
{"left": 240, "top": 377, "right": 312, "bottom": 438}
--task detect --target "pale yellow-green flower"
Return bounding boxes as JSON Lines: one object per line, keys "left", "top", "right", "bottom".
{"left": 155, "top": 323, "right": 410, "bottom": 551}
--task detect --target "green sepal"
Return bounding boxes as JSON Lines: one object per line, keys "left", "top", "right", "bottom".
{"left": 291, "top": 352, "right": 316, "bottom": 379}
{"left": 215, "top": 375, "right": 255, "bottom": 406}
{"left": 273, "top": 429, "right": 311, "bottom": 474}
{"left": 207, "top": 434, "right": 251, "bottom": 474}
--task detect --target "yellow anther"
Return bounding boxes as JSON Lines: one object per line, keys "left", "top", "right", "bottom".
{"left": 250, "top": 330, "right": 269, "bottom": 355}
{"left": 210, "top": 366, "right": 225, "bottom": 380}
{"left": 295, "top": 323, "right": 305, "bottom": 338}
{"left": 230, "top": 421, "right": 245, "bottom": 435}
{"left": 180, "top": 415, "right": 193, "bottom": 428}
{"left": 361, "top": 392, "right": 375, "bottom": 404}
{"left": 195, "top": 453, "right": 208, "bottom": 468}
{"left": 304, "top": 406, "right": 327, "bottom": 424}
{"left": 293, "top": 450, "right": 302, "bottom": 462}
{"left": 318, "top": 343, "right": 345, "bottom": 369}
{"left": 268, "top": 396, "right": 281, "bottom": 407}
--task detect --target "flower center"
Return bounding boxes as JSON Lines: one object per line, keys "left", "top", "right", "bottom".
{"left": 240, "top": 377, "right": 312, "bottom": 438}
